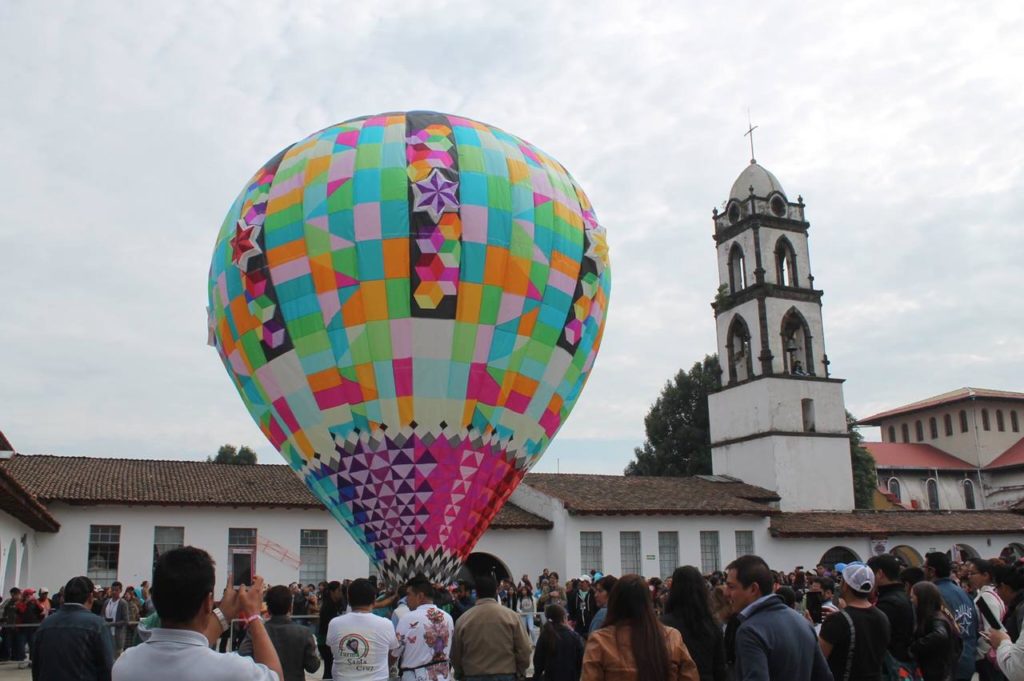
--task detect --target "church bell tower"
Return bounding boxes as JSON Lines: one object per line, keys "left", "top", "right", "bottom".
{"left": 707, "top": 158, "right": 854, "bottom": 511}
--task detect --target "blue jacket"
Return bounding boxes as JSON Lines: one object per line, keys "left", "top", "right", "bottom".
{"left": 933, "top": 578, "right": 977, "bottom": 681}
{"left": 31, "top": 603, "right": 114, "bottom": 681}
{"left": 734, "top": 595, "right": 833, "bottom": 681}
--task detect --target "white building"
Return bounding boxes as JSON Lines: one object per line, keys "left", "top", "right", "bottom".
{"left": 2, "top": 447, "right": 1024, "bottom": 592}
{"left": 859, "top": 388, "right": 1024, "bottom": 510}
{"left": 3, "top": 159, "right": 1023, "bottom": 592}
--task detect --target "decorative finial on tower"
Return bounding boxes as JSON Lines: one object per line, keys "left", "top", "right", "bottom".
{"left": 744, "top": 109, "right": 758, "bottom": 165}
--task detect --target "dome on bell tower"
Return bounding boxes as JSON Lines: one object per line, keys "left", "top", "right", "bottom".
{"left": 729, "top": 161, "right": 787, "bottom": 201}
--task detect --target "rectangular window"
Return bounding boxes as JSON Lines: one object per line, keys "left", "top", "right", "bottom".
{"left": 801, "top": 399, "right": 816, "bottom": 432}
{"left": 87, "top": 525, "right": 121, "bottom": 583}
{"left": 997, "top": 410, "right": 1005, "bottom": 432}
{"left": 580, "top": 532, "right": 604, "bottom": 573}
{"left": 228, "top": 528, "right": 257, "bottom": 586}
{"left": 699, "top": 531, "right": 721, "bottom": 574}
{"left": 299, "top": 530, "right": 328, "bottom": 584}
{"left": 735, "top": 530, "right": 755, "bottom": 557}
{"left": 658, "top": 532, "right": 679, "bottom": 580}
{"left": 620, "top": 531, "right": 641, "bottom": 575}
{"left": 153, "top": 526, "right": 184, "bottom": 561}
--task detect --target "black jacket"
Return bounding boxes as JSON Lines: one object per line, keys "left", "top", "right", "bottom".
{"left": 30, "top": 603, "right": 114, "bottom": 681}
{"left": 533, "top": 624, "right": 584, "bottom": 681}
{"left": 566, "top": 590, "right": 598, "bottom": 636}
{"left": 240, "top": 615, "right": 320, "bottom": 681}
{"left": 910, "top": 616, "right": 959, "bottom": 681}
{"left": 875, "top": 582, "right": 915, "bottom": 663}
{"left": 661, "top": 612, "right": 728, "bottom": 681}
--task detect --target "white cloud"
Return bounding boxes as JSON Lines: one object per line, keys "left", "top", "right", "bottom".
{"left": 1, "top": 0, "right": 1022, "bottom": 475}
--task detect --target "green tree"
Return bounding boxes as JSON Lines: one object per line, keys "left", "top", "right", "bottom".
{"left": 848, "top": 411, "right": 878, "bottom": 509}
{"left": 208, "top": 444, "right": 258, "bottom": 465}
{"left": 625, "top": 355, "right": 720, "bottom": 477}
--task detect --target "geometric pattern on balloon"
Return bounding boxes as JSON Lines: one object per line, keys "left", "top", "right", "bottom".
{"left": 208, "top": 111, "right": 611, "bottom": 584}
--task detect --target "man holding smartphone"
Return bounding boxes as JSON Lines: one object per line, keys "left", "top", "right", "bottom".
{"left": 113, "top": 546, "right": 284, "bottom": 681}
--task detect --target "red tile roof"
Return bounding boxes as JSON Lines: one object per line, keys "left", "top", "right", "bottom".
{"left": 521, "top": 473, "right": 779, "bottom": 515}
{"left": 865, "top": 442, "right": 975, "bottom": 470}
{"left": 0, "top": 454, "right": 549, "bottom": 530}
{"left": 0, "top": 460, "right": 59, "bottom": 532}
{"left": 771, "top": 510, "right": 1024, "bottom": 537}
{"left": 986, "top": 437, "right": 1024, "bottom": 470}
{"left": 859, "top": 388, "right": 1024, "bottom": 425}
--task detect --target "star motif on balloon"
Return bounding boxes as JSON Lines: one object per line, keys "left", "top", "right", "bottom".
{"left": 230, "top": 218, "right": 263, "bottom": 272}
{"left": 411, "top": 169, "right": 459, "bottom": 222}
{"left": 583, "top": 223, "right": 609, "bottom": 276}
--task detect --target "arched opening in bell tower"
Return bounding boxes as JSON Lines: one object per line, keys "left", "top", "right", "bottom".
{"left": 780, "top": 308, "right": 813, "bottom": 376}
{"left": 728, "top": 243, "right": 747, "bottom": 293}
{"left": 774, "top": 237, "right": 798, "bottom": 287}
{"left": 726, "top": 315, "right": 753, "bottom": 384}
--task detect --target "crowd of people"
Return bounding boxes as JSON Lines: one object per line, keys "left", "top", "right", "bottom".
{"left": 4, "top": 547, "right": 1024, "bottom": 681}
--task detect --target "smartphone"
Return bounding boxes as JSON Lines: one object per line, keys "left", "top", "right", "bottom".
{"left": 805, "top": 591, "right": 823, "bottom": 624}
{"left": 231, "top": 554, "right": 253, "bottom": 587}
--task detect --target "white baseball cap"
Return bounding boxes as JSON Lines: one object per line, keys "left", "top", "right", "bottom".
{"left": 842, "top": 564, "right": 875, "bottom": 594}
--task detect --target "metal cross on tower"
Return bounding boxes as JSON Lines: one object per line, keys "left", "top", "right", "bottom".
{"left": 744, "top": 111, "right": 758, "bottom": 164}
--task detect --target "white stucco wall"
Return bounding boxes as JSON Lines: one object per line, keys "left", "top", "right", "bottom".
{"left": 27, "top": 503, "right": 553, "bottom": 591}
{"left": 0, "top": 512, "right": 32, "bottom": 591}
{"left": 709, "top": 377, "right": 847, "bottom": 442}
{"left": 558, "top": 514, "right": 774, "bottom": 579}
{"left": 712, "top": 435, "right": 854, "bottom": 511}
{"left": 880, "top": 470, "right": 982, "bottom": 511}
{"left": 877, "top": 401, "right": 1023, "bottom": 467}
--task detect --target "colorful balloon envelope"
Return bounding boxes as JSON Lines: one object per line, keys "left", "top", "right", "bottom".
{"left": 208, "top": 111, "right": 610, "bottom": 583}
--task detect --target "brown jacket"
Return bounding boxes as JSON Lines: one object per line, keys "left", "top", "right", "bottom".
{"left": 451, "top": 598, "right": 532, "bottom": 677}
{"left": 582, "top": 623, "right": 699, "bottom": 681}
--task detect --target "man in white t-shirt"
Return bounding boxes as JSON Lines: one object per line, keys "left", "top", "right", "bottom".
{"left": 113, "top": 546, "right": 283, "bottom": 681}
{"left": 395, "top": 577, "right": 454, "bottom": 681}
{"left": 327, "top": 578, "right": 399, "bottom": 681}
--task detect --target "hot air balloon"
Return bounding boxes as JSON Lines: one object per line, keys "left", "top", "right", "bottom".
{"left": 208, "top": 111, "right": 610, "bottom": 584}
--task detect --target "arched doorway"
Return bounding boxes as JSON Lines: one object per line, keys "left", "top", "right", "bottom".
{"left": 819, "top": 546, "right": 860, "bottom": 569}
{"left": 1001, "top": 543, "right": 1024, "bottom": 562}
{"left": 3, "top": 539, "right": 16, "bottom": 592}
{"left": 456, "top": 552, "right": 512, "bottom": 585}
{"left": 948, "top": 544, "right": 979, "bottom": 561}
{"left": 890, "top": 545, "right": 923, "bottom": 567}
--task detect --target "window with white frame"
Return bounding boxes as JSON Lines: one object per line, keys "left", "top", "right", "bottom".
{"left": 580, "top": 532, "right": 603, "bottom": 573}
{"left": 735, "top": 530, "right": 755, "bottom": 557}
{"left": 620, "top": 532, "right": 641, "bottom": 575}
{"left": 300, "top": 530, "right": 328, "bottom": 584}
{"left": 658, "top": 532, "right": 679, "bottom": 579}
{"left": 700, "top": 531, "right": 721, "bottom": 574}
{"left": 87, "top": 525, "right": 121, "bottom": 584}
{"left": 153, "top": 526, "right": 184, "bottom": 563}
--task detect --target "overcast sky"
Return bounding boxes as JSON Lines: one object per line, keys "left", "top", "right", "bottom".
{"left": 2, "top": 0, "right": 1022, "bottom": 474}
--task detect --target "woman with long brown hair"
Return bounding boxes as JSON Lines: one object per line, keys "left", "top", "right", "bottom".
{"left": 910, "top": 581, "right": 962, "bottom": 681}
{"left": 582, "top": 574, "right": 699, "bottom": 681}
